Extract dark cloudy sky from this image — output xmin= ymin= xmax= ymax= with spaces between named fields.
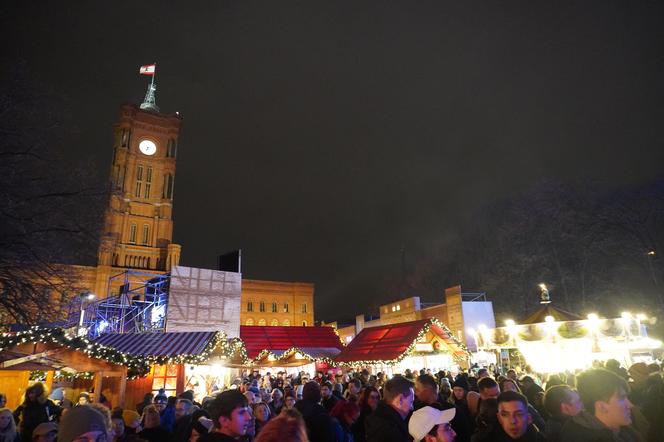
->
xmin=3 ymin=1 xmax=664 ymax=322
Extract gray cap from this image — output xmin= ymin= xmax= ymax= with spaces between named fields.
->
xmin=57 ymin=406 xmax=107 ymax=442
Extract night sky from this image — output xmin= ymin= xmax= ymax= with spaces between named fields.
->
xmin=3 ymin=1 xmax=664 ymax=322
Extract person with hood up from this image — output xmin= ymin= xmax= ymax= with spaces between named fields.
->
xmin=294 ymin=381 xmax=336 ymax=442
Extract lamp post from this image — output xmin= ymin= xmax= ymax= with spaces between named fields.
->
xmin=78 ymin=292 xmax=95 ymax=336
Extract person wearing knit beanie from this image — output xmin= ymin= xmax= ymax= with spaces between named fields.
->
xmin=57 ymin=406 xmax=107 ymax=442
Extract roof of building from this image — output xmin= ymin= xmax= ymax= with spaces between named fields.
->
xmin=239 ymin=325 xmax=344 ymax=360
xmin=334 ymin=318 xmax=469 ymax=364
xmin=95 ymin=331 xmax=218 ymax=358
xmin=520 ymin=304 xmax=583 ymax=324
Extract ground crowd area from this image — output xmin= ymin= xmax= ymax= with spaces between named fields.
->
xmin=2 ymin=360 xmax=664 ymax=442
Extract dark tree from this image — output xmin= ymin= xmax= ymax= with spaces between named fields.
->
xmin=0 ymin=63 xmax=105 ymax=325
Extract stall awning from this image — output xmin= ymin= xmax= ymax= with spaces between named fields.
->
xmin=239 ymin=326 xmax=344 ymax=361
xmin=335 ymin=318 xmax=469 ymax=364
xmin=95 ymin=331 xmax=218 ymax=358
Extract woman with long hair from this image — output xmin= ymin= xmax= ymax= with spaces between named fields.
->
xmin=138 ymin=405 xmax=172 ymax=442
xmin=352 ymin=387 xmax=379 ymax=442
xmin=13 ymin=383 xmax=60 ymax=442
xmin=252 ymin=402 xmax=271 ymax=436
xmin=331 ymin=400 xmax=360 ymax=442
xmin=0 ymin=408 xmax=19 ymax=442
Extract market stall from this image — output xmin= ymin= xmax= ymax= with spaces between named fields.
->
xmin=231 ymin=325 xmax=344 ymax=376
xmin=476 ymin=304 xmax=662 ymax=373
xmin=334 ymin=318 xmax=471 ymax=374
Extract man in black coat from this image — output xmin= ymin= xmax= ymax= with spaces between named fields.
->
xmin=365 ymin=375 xmax=414 ymax=442
xmin=542 ymin=385 xmax=583 ymax=442
xmin=322 ymin=381 xmax=340 ymax=413
xmin=294 ymin=380 xmax=338 ymax=442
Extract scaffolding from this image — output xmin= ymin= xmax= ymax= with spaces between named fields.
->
xmin=65 ymin=270 xmax=170 ymax=338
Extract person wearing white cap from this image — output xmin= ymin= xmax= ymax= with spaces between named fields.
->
xmin=408 ymin=406 xmax=456 ymax=442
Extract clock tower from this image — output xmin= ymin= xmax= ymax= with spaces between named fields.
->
xmin=98 ymin=102 xmax=182 ymax=272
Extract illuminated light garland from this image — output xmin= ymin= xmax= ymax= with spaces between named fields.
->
xmin=0 ymin=327 xmax=236 ymax=379
xmin=336 ymin=318 xmax=472 ymax=367
xmin=2 ymin=321 xmax=468 ymax=375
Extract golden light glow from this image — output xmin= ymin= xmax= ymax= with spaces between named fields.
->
xmin=621 ymin=312 xmax=632 ymax=320
xmin=505 ymin=319 xmax=515 ymax=327
xmin=545 ymin=315 xmax=555 ymax=323
xmin=587 ymin=313 xmax=599 ymax=321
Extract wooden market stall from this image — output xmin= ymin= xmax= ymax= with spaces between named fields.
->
xmin=335 ymin=318 xmax=471 ymax=373
xmin=232 ymin=325 xmax=344 ymax=373
xmin=0 ymin=328 xmax=128 ymax=409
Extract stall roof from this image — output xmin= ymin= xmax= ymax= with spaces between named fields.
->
xmin=521 ymin=304 xmax=583 ymax=324
xmin=239 ymin=325 xmax=344 ymax=360
xmin=95 ymin=331 xmax=218 ymax=357
xmin=335 ymin=318 xmax=469 ymax=364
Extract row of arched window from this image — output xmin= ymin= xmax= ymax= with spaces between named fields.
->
xmin=244 ymin=318 xmax=308 ymax=326
xmin=246 ymin=301 xmax=307 ymax=313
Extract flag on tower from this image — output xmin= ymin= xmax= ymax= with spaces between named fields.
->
xmin=139 ymin=64 xmax=156 ymax=75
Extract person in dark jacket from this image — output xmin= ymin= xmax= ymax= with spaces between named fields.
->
xmin=542 ymin=385 xmax=583 ymax=442
xmin=172 ymin=399 xmax=195 ymax=442
xmin=331 ymin=400 xmax=360 ymax=442
xmin=322 ymin=381 xmax=340 ymax=414
xmin=451 ymin=378 xmax=474 ymax=442
xmin=13 ymin=383 xmax=60 ymax=442
xmin=473 ymin=391 xmax=545 ymax=442
xmin=136 ymin=393 xmax=153 ymax=416
xmin=139 ymin=404 xmax=172 ymax=442
xmin=415 ymin=374 xmax=471 ymax=442
xmin=520 ymin=377 xmax=545 ymax=417
xmin=560 ymin=368 xmax=639 ymax=442
xmin=294 ymin=381 xmax=337 ymax=442
xmin=365 ymin=375 xmax=414 ymax=442
xmin=352 ymin=387 xmax=380 ymax=442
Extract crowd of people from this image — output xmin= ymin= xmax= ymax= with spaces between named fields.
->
xmin=1 ymin=359 xmax=664 ymax=442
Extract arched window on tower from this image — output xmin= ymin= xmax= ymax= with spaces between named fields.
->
xmin=167 ymin=138 xmax=177 ymax=158
xmin=121 ymin=129 xmax=130 ymax=147
xmin=141 ymin=224 xmax=150 ymax=245
xmin=129 ymin=224 xmax=137 ymax=244
xmin=258 ymin=318 xmax=266 ymax=326
xmin=135 ymin=165 xmax=144 ymax=197
xmin=163 ymin=174 xmax=175 ymax=199
xmin=272 ymin=302 xmax=277 ymax=313
xmin=271 ymin=319 xmax=279 ymax=326
xmin=246 ymin=318 xmax=254 ymax=326
xmin=144 ymin=167 xmax=152 ymax=198
xmin=259 ymin=302 xmax=265 ymax=312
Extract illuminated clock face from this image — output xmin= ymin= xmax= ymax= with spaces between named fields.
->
xmin=139 ymin=139 xmax=157 ymax=156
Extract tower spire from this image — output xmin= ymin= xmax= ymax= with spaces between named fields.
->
xmin=139 ymin=63 xmax=159 ymax=112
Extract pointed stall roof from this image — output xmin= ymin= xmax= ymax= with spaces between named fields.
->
xmin=237 ymin=325 xmax=344 ymax=364
xmin=520 ymin=304 xmax=583 ymax=324
xmin=334 ymin=318 xmax=470 ymax=365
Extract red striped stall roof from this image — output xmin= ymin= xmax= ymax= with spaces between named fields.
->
xmin=240 ymin=326 xmax=344 ymax=359
xmin=94 ymin=331 xmax=217 ymax=357
xmin=335 ymin=319 xmax=466 ymax=363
